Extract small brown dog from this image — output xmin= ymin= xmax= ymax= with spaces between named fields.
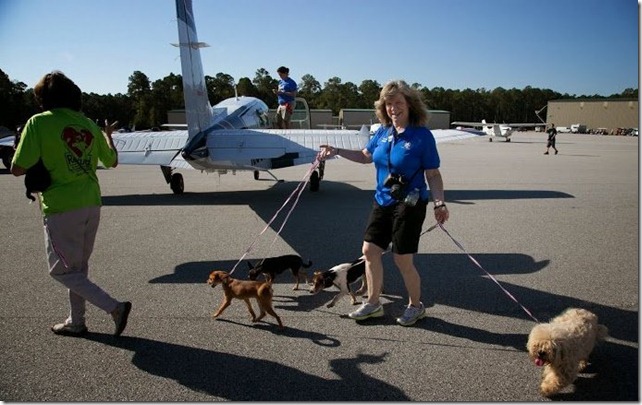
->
xmin=207 ymin=270 xmax=283 ymax=329
xmin=526 ymin=308 xmax=608 ymax=397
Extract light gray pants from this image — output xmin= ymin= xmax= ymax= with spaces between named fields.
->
xmin=44 ymin=206 xmax=119 ymax=326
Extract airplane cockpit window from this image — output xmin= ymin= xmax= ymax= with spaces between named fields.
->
xmin=256 ymin=109 xmax=271 ymax=128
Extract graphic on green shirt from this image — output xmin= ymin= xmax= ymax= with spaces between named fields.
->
xmin=62 ymin=126 xmax=94 ymax=173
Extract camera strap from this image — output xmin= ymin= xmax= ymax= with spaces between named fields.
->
xmin=386 ymin=127 xmax=423 ymax=184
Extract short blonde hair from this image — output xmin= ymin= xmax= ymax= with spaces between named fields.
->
xmin=374 ymin=80 xmax=429 ymax=127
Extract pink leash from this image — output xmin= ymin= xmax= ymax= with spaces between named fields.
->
xmin=428 ymin=222 xmax=540 ymax=323
xmin=229 ymin=159 xmax=320 ymax=275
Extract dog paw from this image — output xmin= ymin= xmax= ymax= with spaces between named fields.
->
xmin=539 ymin=382 xmax=562 ymax=397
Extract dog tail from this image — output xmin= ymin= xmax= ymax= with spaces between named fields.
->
xmin=597 ymin=324 xmax=609 ymax=341
xmin=302 ymin=260 xmax=312 ymax=268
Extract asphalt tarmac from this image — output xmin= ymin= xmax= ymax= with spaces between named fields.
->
xmin=0 ymin=132 xmax=638 ymax=401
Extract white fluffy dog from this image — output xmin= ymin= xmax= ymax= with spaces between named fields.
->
xmin=526 ymin=308 xmax=608 ymax=397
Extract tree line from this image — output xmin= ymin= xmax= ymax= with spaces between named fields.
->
xmin=0 ymin=67 xmax=637 ymax=132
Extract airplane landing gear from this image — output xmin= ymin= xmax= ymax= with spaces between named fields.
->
xmin=161 ymin=165 xmax=184 ymax=194
xmin=1 ymin=147 xmax=13 ymax=169
xmin=309 ymin=160 xmax=325 ymax=192
xmin=253 ymin=169 xmax=283 ymax=183
xmin=310 ymin=171 xmax=320 ymax=192
xmin=170 ymin=173 xmax=184 ymax=194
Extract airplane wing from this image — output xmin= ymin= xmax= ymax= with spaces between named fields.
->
xmin=204 ymin=127 xmax=371 ymax=170
xmin=431 ymin=128 xmax=486 ymax=141
xmin=371 ymin=123 xmax=485 ymax=141
xmin=451 ymin=121 xmax=493 ymax=128
xmin=451 ymin=121 xmax=541 ymax=128
xmin=207 ymin=127 xmax=484 ymax=166
xmin=112 ymin=130 xmax=188 ymax=167
xmin=110 ymin=125 xmax=482 ymax=173
xmin=503 ymin=123 xmax=544 ymax=127
xmin=0 ymin=136 xmax=16 ymax=147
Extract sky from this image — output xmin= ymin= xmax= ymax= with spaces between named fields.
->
xmin=0 ymin=0 xmax=638 ymax=97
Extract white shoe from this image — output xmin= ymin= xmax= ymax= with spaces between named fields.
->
xmin=396 ymin=302 xmax=426 ymax=326
xmin=348 ymin=302 xmax=384 ymax=320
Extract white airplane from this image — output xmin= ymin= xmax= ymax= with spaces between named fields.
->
xmin=451 ymin=120 xmax=542 ymax=142
xmin=110 ymin=0 xmax=486 ymax=194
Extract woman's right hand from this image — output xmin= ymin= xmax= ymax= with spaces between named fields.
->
xmin=318 ymin=144 xmax=337 ymax=161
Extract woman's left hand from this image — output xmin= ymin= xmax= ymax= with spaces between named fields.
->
xmin=434 ymin=205 xmax=449 ymax=224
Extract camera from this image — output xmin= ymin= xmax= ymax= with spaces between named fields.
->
xmin=384 ymin=173 xmax=406 ymax=201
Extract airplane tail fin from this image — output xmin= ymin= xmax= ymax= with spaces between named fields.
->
xmin=175 ymin=0 xmax=212 ymax=143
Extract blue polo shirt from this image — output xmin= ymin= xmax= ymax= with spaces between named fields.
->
xmin=277 ymin=77 xmax=297 ymax=105
xmin=366 ymin=125 xmax=440 ymax=206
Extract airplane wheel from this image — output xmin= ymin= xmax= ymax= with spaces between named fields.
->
xmin=309 ymin=170 xmax=320 ymax=192
xmin=489 ymin=138 xmax=493 ymax=142
xmin=1 ymin=149 xmax=13 ymax=169
xmin=170 ymin=173 xmax=184 ymax=194
xmin=253 ymin=170 xmax=259 ymax=180
xmin=506 ymin=138 xmax=511 ymax=142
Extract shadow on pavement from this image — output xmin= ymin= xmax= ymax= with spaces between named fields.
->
xmin=83 ymin=333 xmax=408 ymax=401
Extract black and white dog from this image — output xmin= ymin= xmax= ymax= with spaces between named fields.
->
xmin=309 ymin=257 xmax=368 ymax=308
xmin=247 ymin=254 xmax=312 ymax=290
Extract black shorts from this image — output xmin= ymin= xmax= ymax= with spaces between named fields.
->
xmin=363 ymin=199 xmax=427 ymax=254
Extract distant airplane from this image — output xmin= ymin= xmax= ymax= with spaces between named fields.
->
xmin=451 ymin=120 xmax=543 ymax=142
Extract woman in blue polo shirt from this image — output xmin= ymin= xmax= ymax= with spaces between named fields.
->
xmin=319 ymin=80 xmax=449 ymax=326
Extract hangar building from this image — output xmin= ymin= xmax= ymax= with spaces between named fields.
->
xmin=546 ymin=98 xmax=638 ymax=133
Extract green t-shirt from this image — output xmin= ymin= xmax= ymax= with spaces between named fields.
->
xmin=12 ymin=108 xmax=117 ymax=215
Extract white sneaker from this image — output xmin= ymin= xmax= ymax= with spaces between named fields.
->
xmin=348 ymin=302 xmax=384 ymax=320
xmin=51 ymin=321 xmax=88 ymax=336
xmin=396 ymin=302 xmax=426 ymax=326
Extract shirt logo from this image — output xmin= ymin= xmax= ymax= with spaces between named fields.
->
xmin=62 ymin=126 xmax=93 ymax=158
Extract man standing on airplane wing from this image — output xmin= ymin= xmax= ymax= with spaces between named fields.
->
xmin=273 ymin=66 xmax=297 ymax=129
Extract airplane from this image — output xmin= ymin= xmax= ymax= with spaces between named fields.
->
xmin=451 ymin=120 xmax=543 ymax=142
xmin=0 ymin=135 xmax=16 ymax=169
xmin=109 ymin=0 xmax=490 ymax=194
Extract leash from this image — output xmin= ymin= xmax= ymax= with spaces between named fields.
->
xmin=228 ymin=159 xmax=320 ymax=275
xmin=433 ymin=222 xmax=540 ymax=323
xmin=346 ymin=222 xmax=539 ymax=323
xmin=347 ymin=224 xmax=440 ymax=267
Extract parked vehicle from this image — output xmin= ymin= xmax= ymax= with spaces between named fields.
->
xmin=570 ymin=124 xmax=587 ymax=133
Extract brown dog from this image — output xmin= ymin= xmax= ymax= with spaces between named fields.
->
xmin=527 ymin=308 xmax=608 ymax=396
xmin=207 ymin=270 xmax=283 ymax=329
